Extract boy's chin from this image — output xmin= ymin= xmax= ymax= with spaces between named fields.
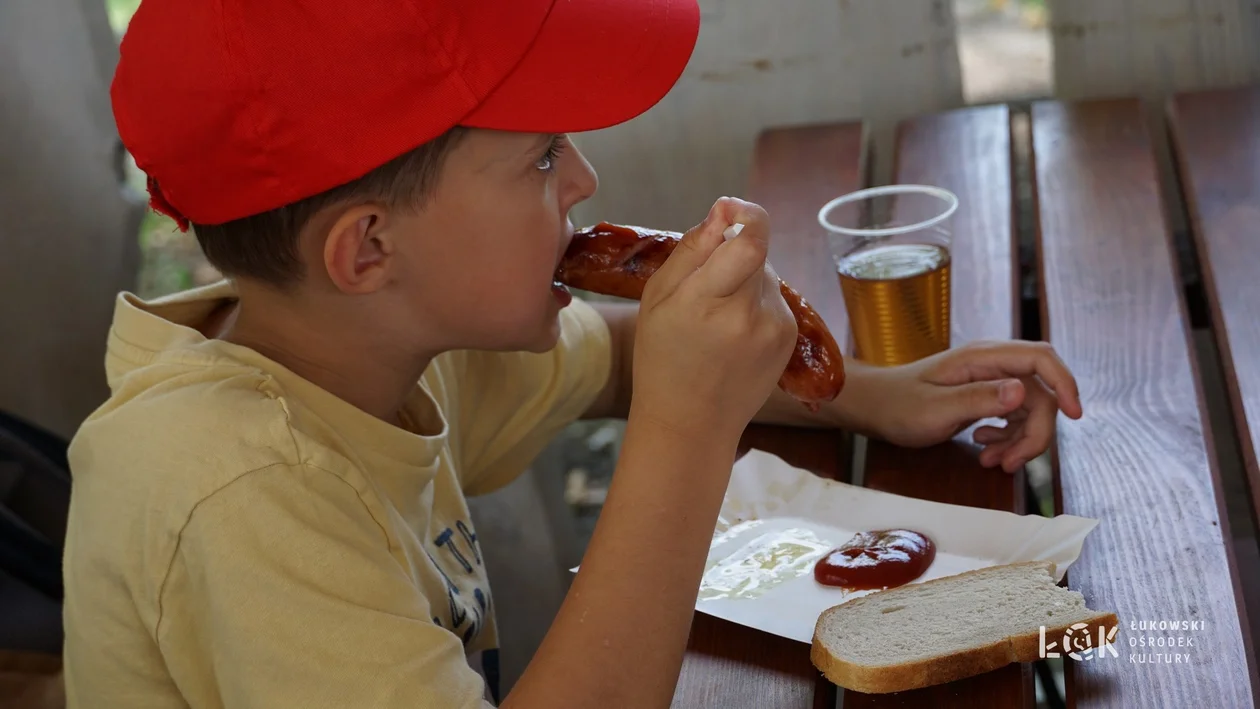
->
xmin=521 ymin=316 xmax=564 ymax=353
xmin=476 ymin=312 xmax=562 ymax=354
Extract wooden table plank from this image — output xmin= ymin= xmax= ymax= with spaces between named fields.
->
xmin=892 ymin=104 xmax=1020 ymax=348
xmin=737 ymin=425 xmax=851 ymax=483
xmin=1169 ymin=85 xmax=1260 ymax=541
xmin=672 ymin=122 xmax=865 ymax=709
xmin=675 ymin=579 xmax=833 ymax=709
xmin=845 ymin=105 xmax=1034 ymax=709
xmin=1031 ymin=97 xmax=1256 ymax=708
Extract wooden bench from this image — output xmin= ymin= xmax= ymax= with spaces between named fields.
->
xmin=672 ymin=84 xmax=1260 ymax=707
xmin=1032 ymin=96 xmax=1255 ymax=706
xmin=1169 ymin=85 xmax=1260 ymax=556
xmin=1167 ymin=84 xmax=1260 ymax=702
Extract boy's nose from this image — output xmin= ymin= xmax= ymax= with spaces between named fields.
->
xmin=562 ymin=146 xmax=599 ymax=208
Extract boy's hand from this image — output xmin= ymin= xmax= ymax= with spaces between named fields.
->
xmin=630 ymin=197 xmax=798 ymax=442
xmin=853 ymin=340 xmax=1084 ymax=472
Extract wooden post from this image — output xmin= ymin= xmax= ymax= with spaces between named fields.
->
xmin=0 ymin=0 xmax=145 ymax=438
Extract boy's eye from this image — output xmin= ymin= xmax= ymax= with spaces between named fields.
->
xmin=536 ymin=135 xmax=568 ymax=173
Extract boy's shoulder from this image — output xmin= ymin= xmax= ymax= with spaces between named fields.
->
xmin=70 ymin=350 xmax=306 ymax=516
xmin=79 ymin=283 xmax=356 ymax=497
xmin=63 ymin=348 xmax=319 ymax=615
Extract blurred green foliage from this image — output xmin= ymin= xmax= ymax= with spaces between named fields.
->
xmin=104 ymin=0 xmax=142 ymax=35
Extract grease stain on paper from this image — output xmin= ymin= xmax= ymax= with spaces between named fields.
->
xmin=699 ymin=527 xmax=832 ymax=601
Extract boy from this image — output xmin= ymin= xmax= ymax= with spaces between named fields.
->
xmin=63 ymin=1 xmax=1083 ymax=707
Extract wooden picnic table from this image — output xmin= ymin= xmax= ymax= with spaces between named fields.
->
xmin=672 ymin=84 xmax=1260 ymax=708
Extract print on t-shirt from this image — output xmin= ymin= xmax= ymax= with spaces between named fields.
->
xmin=428 ymin=517 xmax=492 ymax=646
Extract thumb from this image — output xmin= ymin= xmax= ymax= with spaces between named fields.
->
xmin=945 ymin=379 xmax=1024 ymax=422
xmin=652 ymin=198 xmax=740 ymax=291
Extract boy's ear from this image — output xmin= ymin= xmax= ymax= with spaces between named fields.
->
xmin=321 ymin=204 xmax=394 ymax=294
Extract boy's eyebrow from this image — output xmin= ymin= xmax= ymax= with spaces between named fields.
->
xmin=527 ymin=133 xmax=558 ymax=155
xmin=475 ymin=133 xmax=557 ymax=173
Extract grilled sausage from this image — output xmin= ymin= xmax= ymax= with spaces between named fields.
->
xmin=555 ymin=222 xmax=845 ymax=409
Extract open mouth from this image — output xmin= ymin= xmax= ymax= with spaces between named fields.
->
xmin=552 ymin=226 xmax=575 ymax=306
xmin=551 ymin=280 xmax=572 ymax=306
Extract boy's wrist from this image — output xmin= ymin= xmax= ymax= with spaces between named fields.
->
xmin=822 ymin=361 xmax=895 ymax=438
xmin=625 ymin=402 xmax=744 ymax=452
xmin=623 ymin=405 xmax=744 ymax=475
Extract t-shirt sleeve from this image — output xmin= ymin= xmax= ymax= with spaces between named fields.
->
xmin=157 ymin=463 xmax=494 ymax=709
xmin=453 ymin=297 xmax=612 ymax=496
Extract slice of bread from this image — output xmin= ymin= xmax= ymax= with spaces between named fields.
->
xmin=810 ymin=561 xmax=1118 ymax=694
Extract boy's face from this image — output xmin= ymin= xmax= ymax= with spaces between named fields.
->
xmin=314 ymin=128 xmax=599 ymax=355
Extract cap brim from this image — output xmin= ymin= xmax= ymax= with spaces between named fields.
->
xmin=461 ymin=0 xmax=700 ymax=134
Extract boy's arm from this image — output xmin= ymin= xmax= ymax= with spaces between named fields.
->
xmin=580 ymin=302 xmax=868 ymax=430
xmin=504 ymin=417 xmax=737 ymax=709
xmin=582 ymin=302 xmax=1083 ymax=471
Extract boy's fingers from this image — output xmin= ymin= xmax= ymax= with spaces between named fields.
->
xmin=694 ymin=200 xmax=772 ymax=298
xmin=998 ymin=387 xmax=1058 ymax=471
xmin=760 ymin=263 xmax=790 ymax=313
xmin=1016 ymin=345 xmax=1082 ymax=419
xmin=755 ymin=264 xmax=793 ymax=328
xmin=650 ymin=199 xmax=738 ymax=296
xmin=973 ymin=424 xmax=1014 ymax=445
xmin=703 ymin=238 xmax=767 ymax=299
xmin=942 ymin=379 xmax=1024 ymax=426
xmin=979 ymin=439 xmax=1017 ymax=469
xmin=948 ymin=342 xmax=1083 ymax=420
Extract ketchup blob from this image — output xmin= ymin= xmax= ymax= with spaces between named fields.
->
xmin=814 ymin=529 xmax=936 ymax=590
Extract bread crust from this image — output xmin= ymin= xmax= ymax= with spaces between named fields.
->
xmin=809 ymin=562 xmax=1119 ymax=694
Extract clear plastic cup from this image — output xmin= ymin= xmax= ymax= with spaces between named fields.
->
xmin=817 ymin=185 xmax=960 ymax=367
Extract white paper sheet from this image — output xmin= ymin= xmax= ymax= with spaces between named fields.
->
xmin=695 ymin=449 xmax=1100 ymax=644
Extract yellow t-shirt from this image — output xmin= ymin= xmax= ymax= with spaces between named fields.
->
xmin=62 ymin=281 xmax=611 ymax=708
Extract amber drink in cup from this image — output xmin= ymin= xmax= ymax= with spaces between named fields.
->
xmin=818 ymin=185 xmax=959 ymax=367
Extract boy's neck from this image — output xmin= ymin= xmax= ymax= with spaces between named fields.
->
xmin=200 ymin=284 xmax=434 ymax=429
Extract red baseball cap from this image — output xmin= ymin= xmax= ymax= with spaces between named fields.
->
xmin=111 ymin=0 xmax=701 ymax=230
